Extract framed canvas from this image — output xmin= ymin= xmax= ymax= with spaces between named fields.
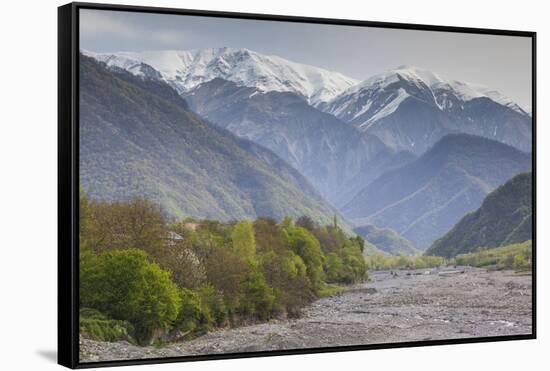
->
xmin=58 ymin=2 xmax=536 ymax=368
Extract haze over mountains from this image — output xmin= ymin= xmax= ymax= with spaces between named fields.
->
xmin=84 ymin=48 xmax=533 ymax=253
xmin=353 ymin=224 xmax=419 ymax=256
xmin=343 ymin=134 xmax=531 ymax=248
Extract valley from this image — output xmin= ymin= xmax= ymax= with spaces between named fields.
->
xmin=77 ymin=45 xmax=534 ymax=363
xmin=77 ymin=13 xmax=536 ymax=362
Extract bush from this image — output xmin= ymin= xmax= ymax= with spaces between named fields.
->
xmin=260 ymin=249 xmax=313 ymax=315
xmin=197 ymin=285 xmax=228 ymax=327
xmin=453 ymin=240 xmax=532 ymax=271
xmin=324 ymin=244 xmax=367 ymax=284
xmin=80 ymin=249 xmax=182 ymax=344
xmin=172 ymin=289 xmax=203 ymax=335
xmin=324 ymin=252 xmax=345 ymax=283
xmin=231 ymin=221 xmax=256 ymax=265
xmin=79 ymin=308 xmax=135 ymax=343
xmin=413 ymin=256 xmax=445 ymax=269
xmin=365 ymin=254 xmax=444 ymax=271
xmin=238 ymin=271 xmax=275 ymax=320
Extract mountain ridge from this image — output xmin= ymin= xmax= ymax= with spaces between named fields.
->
xmin=343 ymin=134 xmax=531 ymax=249
xmin=426 ymin=172 xmax=533 ymax=258
xmin=182 ymin=77 xmax=414 ymax=206
xmin=322 ymin=65 xmax=532 ymax=154
xmin=83 ymin=48 xmax=358 ymax=105
xmin=80 ymin=54 xmax=342 ymax=224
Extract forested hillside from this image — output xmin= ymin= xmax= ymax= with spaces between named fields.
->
xmin=426 ymin=172 xmax=532 ymax=258
xmin=80 ymin=54 xmax=339 ymax=224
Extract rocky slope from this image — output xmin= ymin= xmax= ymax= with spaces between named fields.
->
xmin=323 ymin=66 xmax=532 ymax=154
xmin=183 ymin=78 xmax=413 ymax=206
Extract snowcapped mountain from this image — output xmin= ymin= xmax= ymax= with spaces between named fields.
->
xmin=83 ymin=48 xmax=358 ymax=105
xmin=181 ymin=77 xmax=413 ymax=207
xmin=80 ymin=54 xmax=342 ymax=224
xmin=322 ymin=65 xmax=532 ymax=154
xmin=325 ymin=65 xmax=528 ymax=123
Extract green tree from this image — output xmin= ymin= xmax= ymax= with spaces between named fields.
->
xmin=285 ymin=226 xmax=324 ymax=289
xmin=173 ymin=288 xmax=203 ymax=334
xmin=80 ymin=249 xmax=181 ymax=344
xmin=281 ymin=216 xmax=294 ymax=228
xmin=239 ymin=271 xmax=275 ymax=320
xmin=80 ymin=198 xmax=167 ymax=255
xmin=231 ymin=221 xmax=257 ymax=265
xmin=296 ymin=215 xmax=316 ymax=233
xmin=324 ymin=252 xmax=344 ymax=283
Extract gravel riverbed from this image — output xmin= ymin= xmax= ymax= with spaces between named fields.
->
xmin=80 ymin=266 xmax=532 ymax=362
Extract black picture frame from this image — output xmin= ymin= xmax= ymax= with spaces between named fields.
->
xmin=58 ymin=2 xmax=537 ymax=368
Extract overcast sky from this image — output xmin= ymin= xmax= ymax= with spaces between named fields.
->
xmin=80 ymin=9 xmax=532 ymax=108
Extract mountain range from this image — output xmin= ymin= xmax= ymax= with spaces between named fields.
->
xmin=322 ymin=65 xmax=532 ymax=154
xmin=343 ymin=134 xmax=531 ymax=249
xmin=182 ymin=77 xmax=413 ymax=206
xmin=426 ymin=172 xmax=532 ymax=258
xmin=80 ymin=54 xmax=340 ymax=224
xmin=84 ymin=48 xmax=358 ymax=106
xmin=83 ymin=48 xmax=533 ymax=250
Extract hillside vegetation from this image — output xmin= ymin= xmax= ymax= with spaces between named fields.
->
xmin=452 ymin=240 xmax=532 ymax=271
xmin=427 ymin=172 xmax=532 ymax=258
xmin=364 ymin=254 xmax=445 ymax=271
xmin=80 ymin=54 xmax=338 ymax=224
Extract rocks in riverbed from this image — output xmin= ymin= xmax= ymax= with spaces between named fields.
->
xmin=79 ymin=268 xmax=532 ymax=363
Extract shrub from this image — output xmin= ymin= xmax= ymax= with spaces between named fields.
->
xmin=172 ymin=289 xmax=203 ymax=335
xmin=323 ymin=243 xmax=367 ymax=284
xmin=238 ymin=271 xmax=275 ymax=320
xmin=80 ymin=249 xmax=182 ymax=344
xmin=231 ymin=220 xmax=257 ymax=268
xmin=452 ymin=240 xmax=532 ymax=271
xmin=197 ymin=284 xmax=228 ymax=327
xmin=324 ymin=252 xmax=345 ymax=283
xmin=79 ymin=308 xmax=135 ymax=343
xmin=364 ymin=254 xmax=444 ymax=271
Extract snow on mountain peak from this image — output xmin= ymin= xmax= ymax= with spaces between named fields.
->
xmin=347 ymin=65 xmax=444 ymax=95
xmin=84 ymin=48 xmax=358 ymax=105
xmin=327 ymin=65 xmax=529 ymax=125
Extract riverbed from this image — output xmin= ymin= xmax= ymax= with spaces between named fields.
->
xmin=80 ymin=266 xmax=532 ymax=362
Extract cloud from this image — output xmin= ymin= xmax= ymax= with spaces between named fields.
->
xmin=80 ymin=10 xmax=185 ymax=47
